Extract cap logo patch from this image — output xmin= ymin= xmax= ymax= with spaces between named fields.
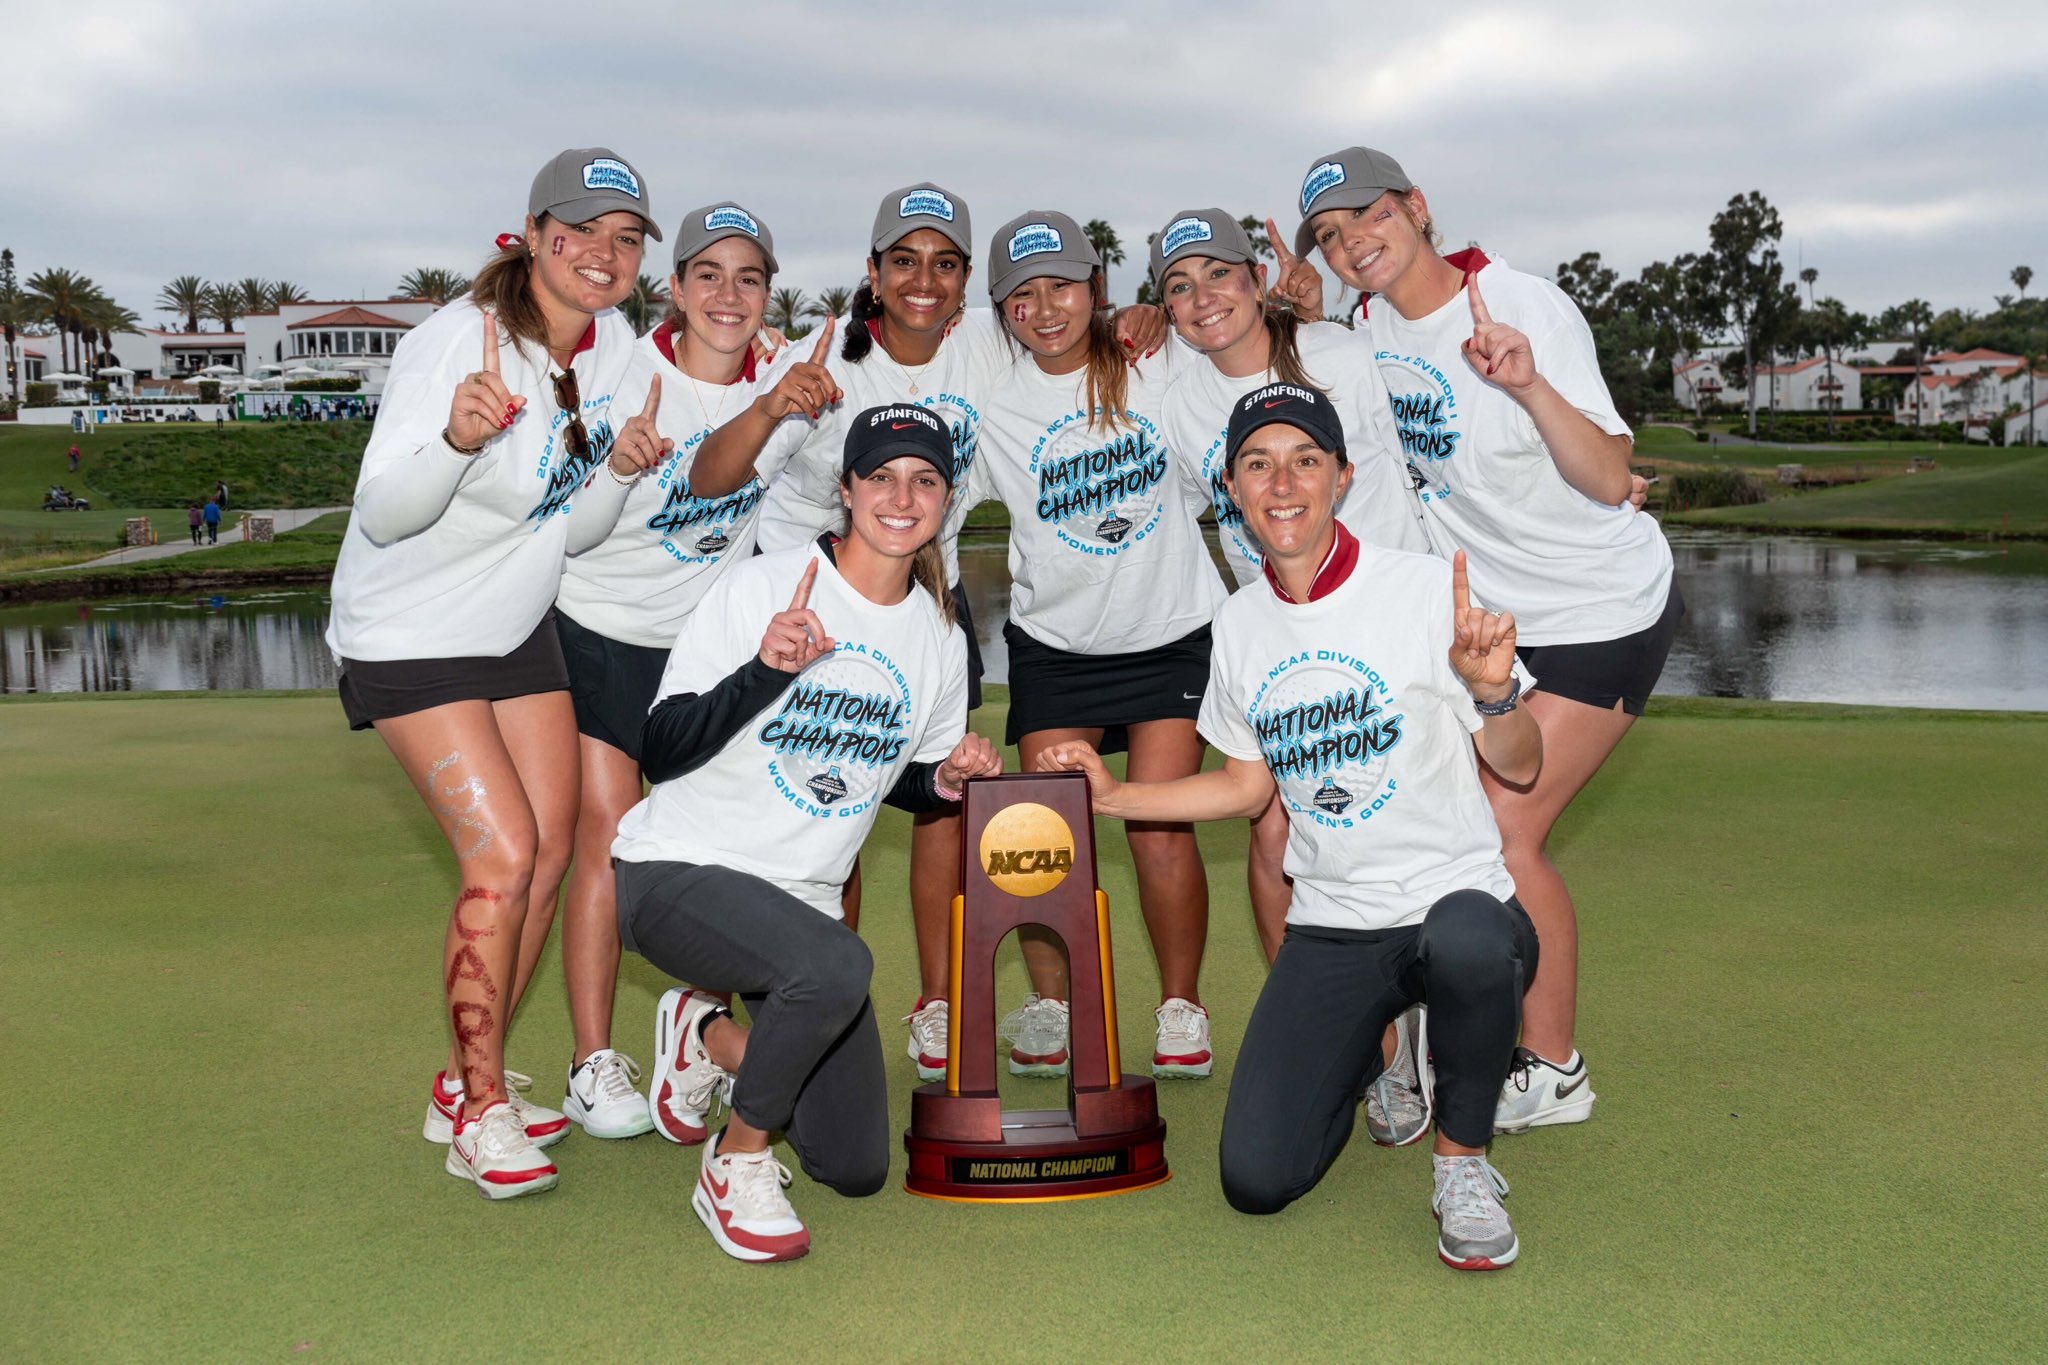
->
xmin=582 ymin=158 xmax=642 ymax=200
xmin=869 ymin=405 xmax=940 ymax=432
xmin=1246 ymin=383 xmax=1316 ymax=410
xmin=703 ymin=206 xmax=760 ymax=238
xmin=1161 ymin=216 xmax=1214 ymax=255
xmin=1300 ymin=161 xmax=1346 ymax=215
xmin=1007 ymin=223 xmax=1063 ymax=262
xmin=899 ymin=190 xmax=956 ymax=222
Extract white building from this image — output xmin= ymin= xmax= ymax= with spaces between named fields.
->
xmin=1749 ymin=356 xmax=1862 ymax=411
xmin=1672 ymin=357 xmax=1746 ymax=413
xmin=98 ymin=298 xmax=441 ymax=391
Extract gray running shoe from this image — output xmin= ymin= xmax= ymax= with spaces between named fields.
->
xmin=1432 ymin=1154 xmax=1518 ymax=1270
xmin=1364 ymin=1006 xmax=1433 ymax=1146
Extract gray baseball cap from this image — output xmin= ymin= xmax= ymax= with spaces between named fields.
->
xmin=1148 ymin=208 xmax=1256 ymax=284
xmin=529 ymin=147 xmax=662 ymax=241
xmin=986 ymin=210 xmax=1100 ymax=303
xmin=670 ymin=201 xmax=778 ymax=275
xmin=872 ymin=183 xmax=973 ymax=257
xmin=1292 ymin=146 xmax=1414 ymax=256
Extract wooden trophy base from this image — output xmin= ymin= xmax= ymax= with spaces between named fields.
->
xmin=903 ymin=1078 xmax=1170 ymax=1203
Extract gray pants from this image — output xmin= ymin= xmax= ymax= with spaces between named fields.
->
xmin=615 ymin=859 xmax=889 ymax=1197
xmin=1219 ymin=890 xmax=1538 ymax=1215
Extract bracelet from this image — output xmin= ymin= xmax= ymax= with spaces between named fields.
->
xmin=932 ymin=775 xmax=964 ymax=802
xmin=606 ymin=460 xmax=639 ymax=486
xmin=1473 ymin=676 xmax=1522 ymax=718
xmin=442 ymin=426 xmax=488 ymax=457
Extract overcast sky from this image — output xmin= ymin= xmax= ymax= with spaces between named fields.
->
xmin=4 ymin=0 xmax=2042 ymax=332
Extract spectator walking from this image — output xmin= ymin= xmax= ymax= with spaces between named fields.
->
xmin=187 ymin=503 xmax=204 ymax=545
xmin=202 ymin=498 xmax=222 ymax=544
xmin=215 ymin=480 xmax=230 ymax=510
xmin=67 ymin=444 xmax=80 ymax=472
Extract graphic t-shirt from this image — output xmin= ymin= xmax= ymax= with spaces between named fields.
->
xmin=1162 ymin=321 xmax=1429 ymax=587
xmin=1199 ymin=543 xmax=1519 ymax=931
xmin=754 ymin=308 xmax=1013 ymax=583
xmin=555 ymin=328 xmax=806 ymax=648
xmin=328 ymin=299 xmax=635 ymax=660
xmin=611 ymin=546 xmax=969 ymax=919
xmin=1367 ymin=258 xmax=1672 ymax=645
xmin=974 ymin=347 xmax=1224 ymax=653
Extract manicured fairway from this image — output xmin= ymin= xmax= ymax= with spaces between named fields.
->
xmin=3 ymin=691 xmax=2044 ymax=1360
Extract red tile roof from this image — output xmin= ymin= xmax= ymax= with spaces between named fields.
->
xmin=289 ymin=306 xmax=414 ymax=330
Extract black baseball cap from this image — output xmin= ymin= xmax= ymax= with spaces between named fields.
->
xmin=1225 ymin=383 xmax=1346 ymax=470
xmin=843 ymin=404 xmax=955 ymax=485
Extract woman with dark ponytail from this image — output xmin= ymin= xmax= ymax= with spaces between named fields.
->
xmin=973 ymin=209 xmax=1226 ymax=1080
xmin=326 ymin=148 xmax=670 ymax=1200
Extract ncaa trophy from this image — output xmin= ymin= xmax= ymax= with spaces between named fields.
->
xmin=903 ymin=771 xmax=1170 ymax=1201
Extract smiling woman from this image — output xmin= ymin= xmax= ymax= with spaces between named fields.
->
xmin=325 ymin=146 xmax=671 ymax=1203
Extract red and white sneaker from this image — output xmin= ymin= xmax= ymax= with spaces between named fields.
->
xmin=1152 ymin=997 xmax=1213 ymax=1078
xmin=692 ymin=1129 xmax=808 ymax=1262
xmin=650 ymin=988 xmax=731 ymax=1145
xmin=422 ymin=1069 xmax=570 ymax=1148
xmin=445 ymin=1100 xmax=559 ymax=1200
xmin=904 ymin=997 xmax=948 ymax=1083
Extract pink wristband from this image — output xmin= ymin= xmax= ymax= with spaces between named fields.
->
xmin=933 ymin=777 xmax=963 ymax=803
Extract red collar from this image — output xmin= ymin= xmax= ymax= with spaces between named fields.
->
xmin=1262 ymin=522 xmax=1359 ymax=603
xmin=570 ymin=319 xmax=597 ymax=358
xmin=651 ymin=319 xmax=756 ymax=383
xmin=1357 ymin=246 xmax=1491 ymax=321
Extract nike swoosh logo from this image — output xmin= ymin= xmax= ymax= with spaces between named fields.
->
xmin=704 ymin=1170 xmax=729 ymax=1200
xmin=1262 ymin=400 xmax=1287 ymax=409
xmin=1183 ymin=692 xmax=1202 ymax=700
xmin=891 ymin=422 xmax=918 ymax=430
xmin=1554 ymin=1075 xmax=1587 ymax=1101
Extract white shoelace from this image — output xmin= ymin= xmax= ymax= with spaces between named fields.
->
xmin=724 ymin=1150 xmax=797 ymax=1219
xmin=1434 ymin=1156 xmax=1511 ymax=1233
xmin=678 ymin=1062 xmax=732 ymax=1114
xmin=904 ymin=999 xmax=948 ymax=1052
xmin=473 ymin=1103 xmax=530 ymax=1159
xmin=1155 ymin=998 xmax=1206 ymax=1047
xmin=589 ymin=1051 xmax=642 ymax=1104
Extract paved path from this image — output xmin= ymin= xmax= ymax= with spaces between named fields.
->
xmin=1642 ymin=421 xmax=1862 ymax=453
xmin=38 ymin=507 xmax=348 ymax=572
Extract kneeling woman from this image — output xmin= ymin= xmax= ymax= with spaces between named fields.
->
xmin=609 ymin=405 xmax=1001 ymax=1262
xmin=1041 ymin=385 xmax=1541 ymax=1271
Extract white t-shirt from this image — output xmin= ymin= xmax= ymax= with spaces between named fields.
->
xmin=1162 ymin=321 xmax=1429 ymax=587
xmin=1198 ymin=542 xmax=1519 ymax=931
xmin=754 ymin=308 xmax=1013 ymax=583
xmin=973 ymin=347 xmax=1225 ymax=654
xmin=1367 ymin=258 xmax=1673 ymax=645
xmin=555 ymin=330 xmax=806 ymax=648
xmin=327 ymin=299 xmax=636 ymax=660
xmin=611 ymin=545 xmax=969 ymax=919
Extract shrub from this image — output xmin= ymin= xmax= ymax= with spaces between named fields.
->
xmin=26 ymin=381 xmax=56 ymax=407
xmin=1667 ymin=469 xmax=1766 ymax=512
xmin=197 ymin=380 xmax=221 ymax=403
xmin=284 ymin=377 xmax=363 ymax=393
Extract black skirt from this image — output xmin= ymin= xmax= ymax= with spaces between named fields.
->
xmin=1003 ymin=621 xmax=1212 ymax=749
xmin=556 ymin=610 xmax=672 ymax=763
xmin=337 ymin=611 xmax=570 ymax=731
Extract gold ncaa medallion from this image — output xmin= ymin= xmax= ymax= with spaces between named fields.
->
xmin=978 ymin=802 xmax=1076 ymax=898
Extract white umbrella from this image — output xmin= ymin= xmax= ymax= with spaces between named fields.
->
xmin=45 ymin=371 xmax=88 ymax=382
xmin=336 ymin=360 xmax=375 ymax=371
xmin=96 ymin=366 xmax=136 ymax=377
xmin=198 ymin=363 xmax=241 ymax=376
xmin=282 ymin=365 xmax=323 ymax=377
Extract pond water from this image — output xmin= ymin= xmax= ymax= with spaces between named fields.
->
xmin=4 ymin=530 xmax=2046 ymax=710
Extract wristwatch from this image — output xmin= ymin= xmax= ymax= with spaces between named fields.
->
xmin=1473 ymin=676 xmax=1521 ymax=717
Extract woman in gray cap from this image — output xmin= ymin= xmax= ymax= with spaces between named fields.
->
xmin=551 ymin=201 xmax=842 ymax=1144
xmin=1293 ymin=146 xmax=1681 ymax=1141
xmin=326 ymin=147 xmax=669 ymax=1200
xmin=974 ymin=208 xmax=1227 ymax=1082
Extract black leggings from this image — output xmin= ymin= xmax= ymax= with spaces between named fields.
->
xmin=615 ymin=859 xmax=889 ymax=1197
xmin=1219 ymin=890 xmax=1538 ymax=1215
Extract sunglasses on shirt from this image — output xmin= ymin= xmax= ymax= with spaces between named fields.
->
xmin=552 ymin=369 xmax=590 ymax=461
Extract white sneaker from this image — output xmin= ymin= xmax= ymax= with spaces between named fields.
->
xmin=999 ymin=994 xmax=1071 ymax=1077
xmin=424 ymin=1068 xmax=569 ymax=1147
xmin=563 ymin=1048 xmax=655 ymax=1140
xmin=1494 ymin=1048 xmax=1596 ymax=1134
xmin=1432 ymin=1154 xmax=1517 ymax=1270
xmin=1152 ymin=997 xmax=1213 ymax=1078
xmin=445 ymin=1100 xmax=559 ymax=1200
xmin=692 ymin=1129 xmax=809 ymax=1263
xmin=650 ymin=988 xmax=731 ymax=1146
xmin=1365 ymin=1006 xmax=1434 ymax=1146
xmin=904 ymin=997 xmax=949 ymax=1083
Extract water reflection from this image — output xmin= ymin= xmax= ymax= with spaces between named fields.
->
xmin=3 ymin=530 xmax=2045 ymax=710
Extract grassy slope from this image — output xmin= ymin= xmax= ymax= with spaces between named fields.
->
xmin=2 ymin=693 xmax=2043 ymax=1359
xmin=1668 ymin=454 xmax=2048 ymax=537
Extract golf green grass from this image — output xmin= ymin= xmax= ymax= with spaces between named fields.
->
xmin=4 ymin=692 xmax=2045 ymax=1360
xmin=1667 ymin=453 xmax=2048 ymax=539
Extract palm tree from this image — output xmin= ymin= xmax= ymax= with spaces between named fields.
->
xmin=0 ymin=248 xmax=28 ymax=404
xmin=810 ymin=286 xmax=855 ymax=321
xmin=1083 ymin=220 xmax=1125 ymax=292
xmin=619 ymin=273 xmax=667 ymax=335
xmin=27 ymin=267 xmax=98 ymax=370
xmin=766 ymin=287 xmax=811 ymax=334
xmin=268 ymin=280 xmax=310 ymax=308
xmin=1897 ymin=298 xmax=1934 ymax=427
xmin=396 ymin=268 xmax=470 ymax=304
xmin=201 ymin=281 xmax=241 ymax=333
xmin=158 ymin=275 xmax=209 ymax=333
xmin=235 ymin=278 xmax=274 ymax=316
xmin=82 ymin=297 xmax=140 ymax=372
xmin=2014 ymin=265 xmax=2033 ymax=300
xmin=2015 ymin=266 xmax=2036 ymax=444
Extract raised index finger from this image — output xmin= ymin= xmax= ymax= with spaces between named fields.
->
xmin=809 ymin=314 xmax=836 ymax=364
xmin=482 ymin=313 xmax=500 ymax=375
xmin=1468 ymin=275 xmax=1493 ymax=328
xmin=789 ymin=556 xmax=819 ymax=611
xmin=640 ymin=372 xmax=662 ymax=421
xmin=1451 ymin=549 xmax=1471 ymax=614
xmin=1265 ymin=217 xmax=1294 ymax=268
